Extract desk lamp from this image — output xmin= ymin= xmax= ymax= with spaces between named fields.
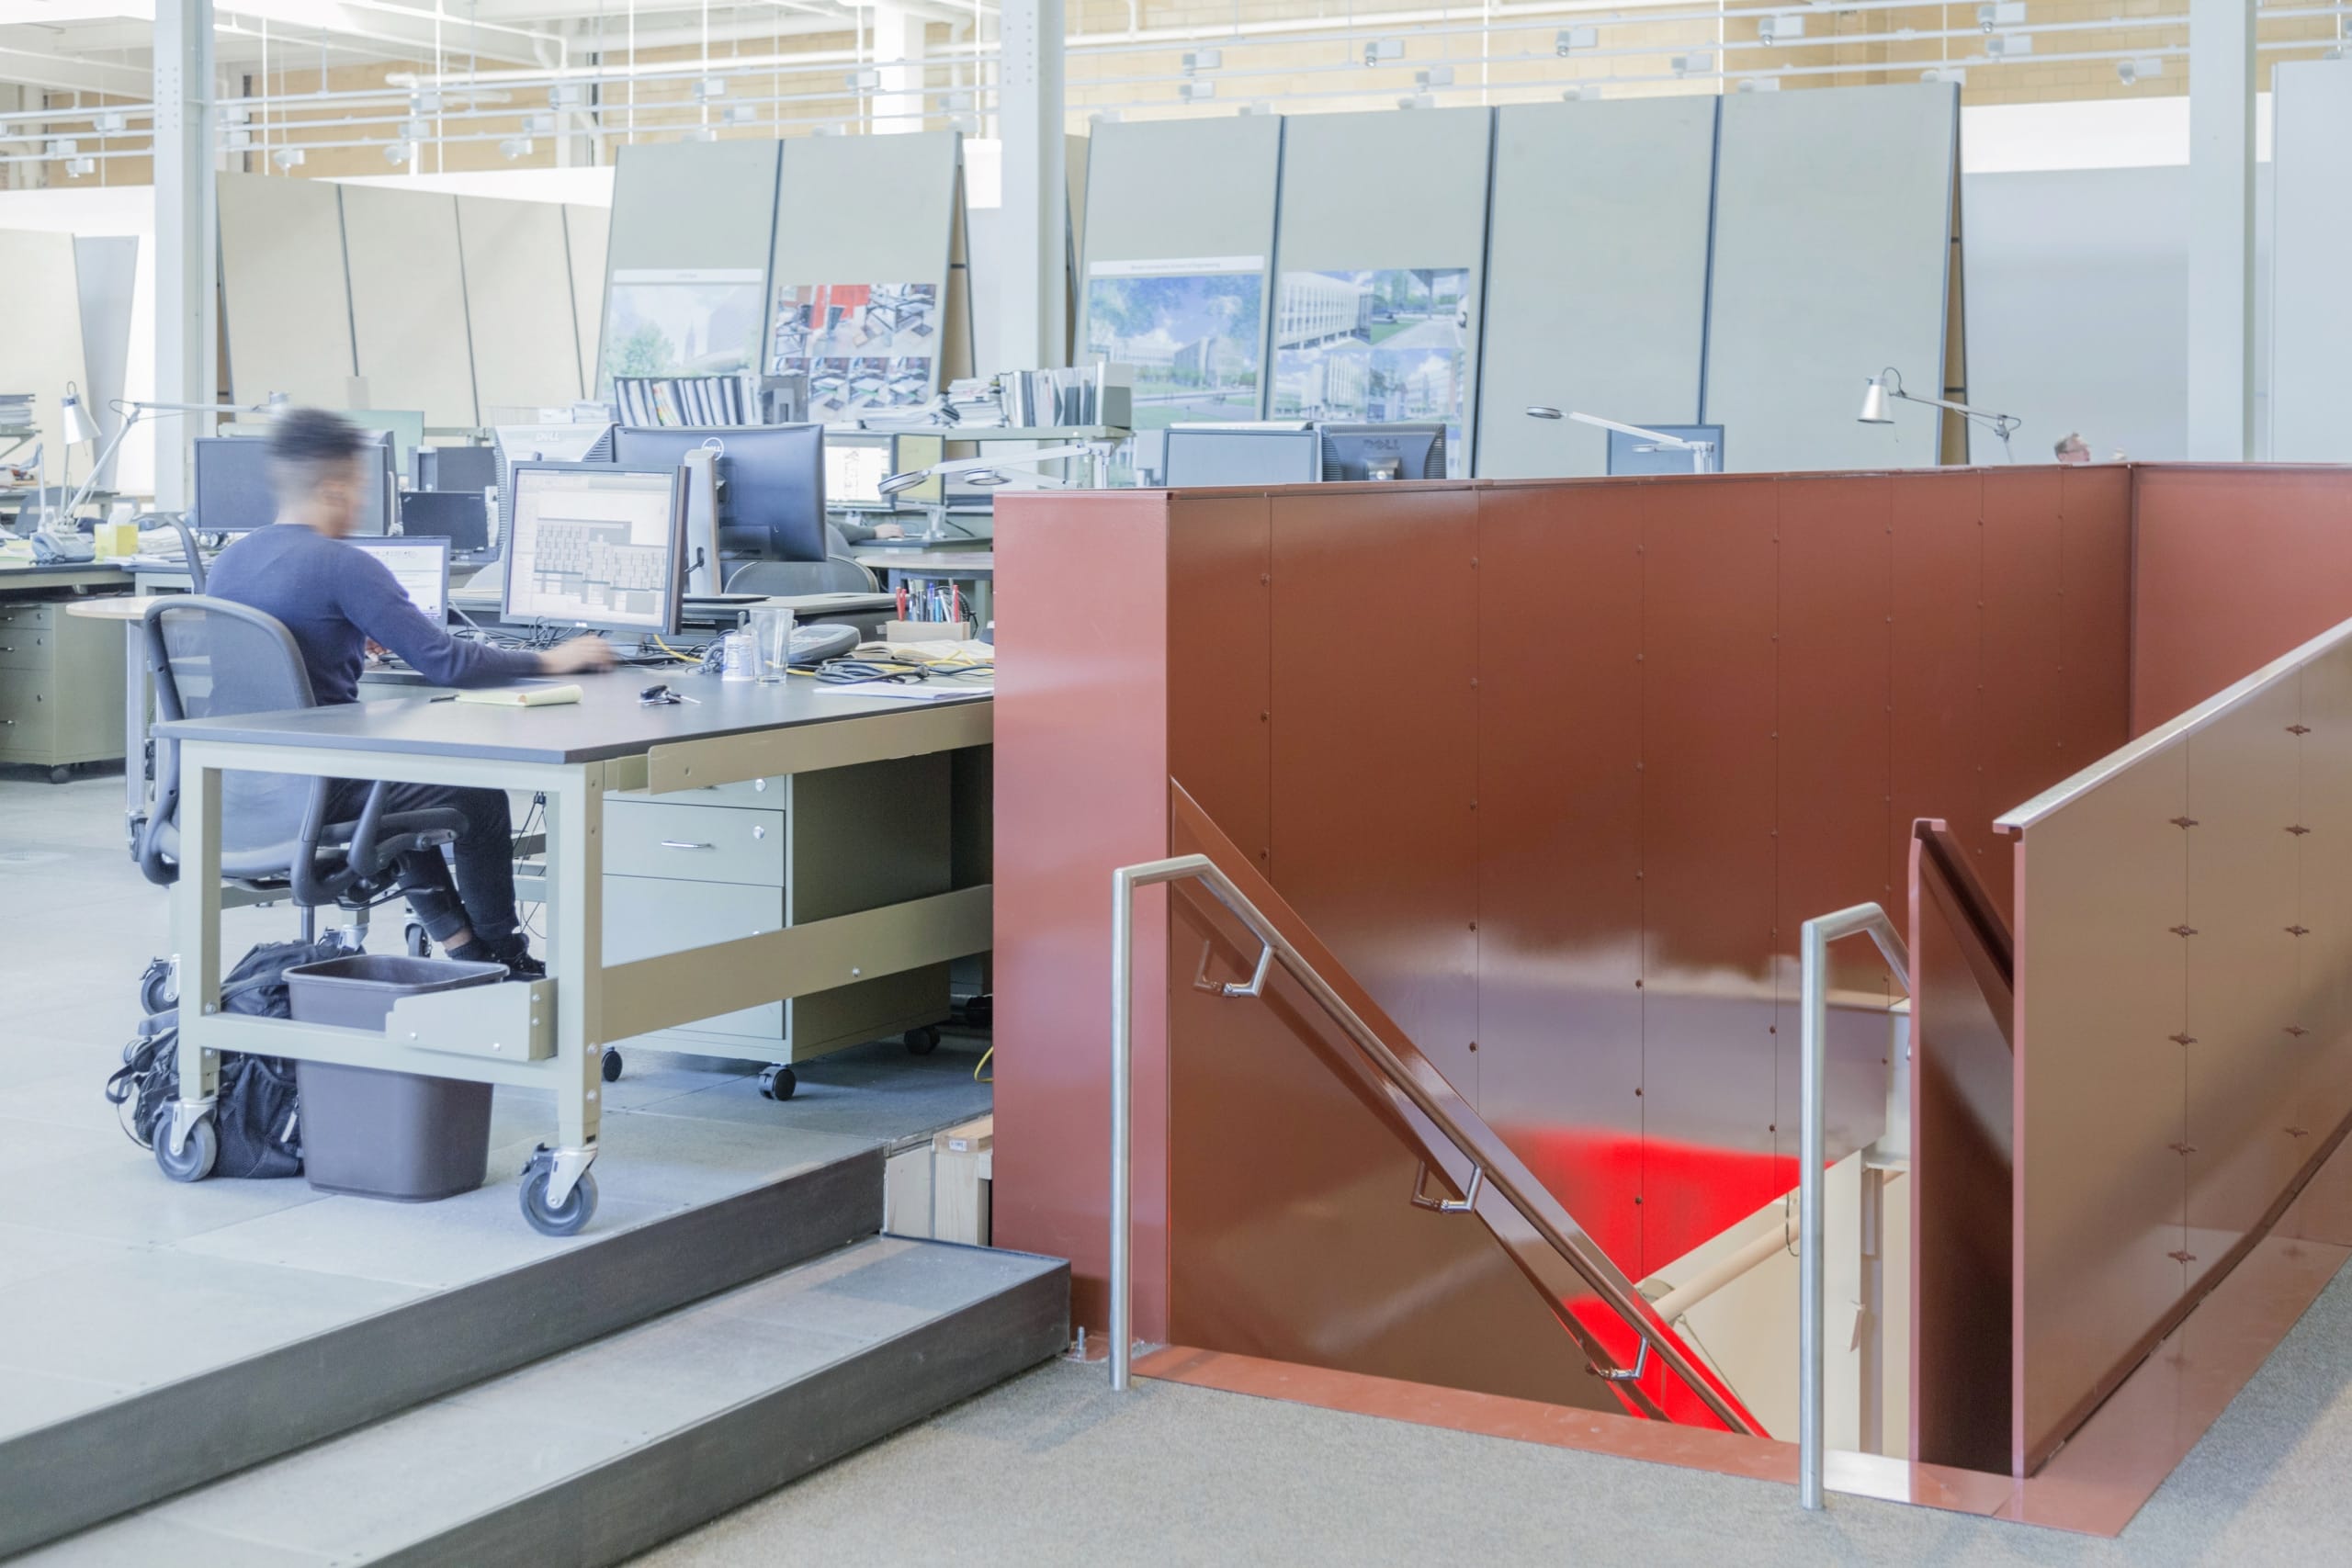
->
xmin=1525 ymin=405 xmax=1718 ymax=473
xmin=57 ymin=394 xmax=288 ymax=525
xmin=1857 ymin=367 xmax=2019 ymax=462
xmin=51 ymin=384 xmax=99 ymax=515
xmin=876 ymin=440 xmax=1115 ymax=540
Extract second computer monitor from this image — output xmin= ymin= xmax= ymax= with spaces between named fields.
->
xmin=1164 ymin=424 xmax=1323 ymax=488
xmin=417 ymin=444 xmax=500 ymax=495
xmin=824 ymin=431 xmax=944 ymax=511
xmin=612 ymin=424 xmax=826 ymax=562
xmin=1318 ymin=423 xmax=1448 ymax=482
xmin=399 ymin=490 xmax=491 ymax=553
xmin=191 ymin=436 xmax=277 ymax=532
xmin=346 ymin=536 xmax=452 ymax=620
xmin=502 ymin=462 xmax=685 ymax=637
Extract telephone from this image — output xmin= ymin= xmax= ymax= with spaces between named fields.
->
xmin=31 ymin=528 xmax=96 ymax=565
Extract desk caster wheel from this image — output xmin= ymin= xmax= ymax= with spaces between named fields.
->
xmin=758 ymin=1065 xmax=797 ymax=1100
xmin=47 ymin=765 xmax=71 ymax=785
xmin=139 ymin=961 xmax=176 ymax=1017
xmin=519 ymin=1148 xmax=596 ymax=1236
xmin=404 ymin=922 xmax=430 ymax=959
xmin=155 ymin=1118 xmax=217 ymax=1183
xmin=904 ymin=1025 xmax=942 ymax=1056
xmin=602 ymin=1048 xmax=624 ymax=1084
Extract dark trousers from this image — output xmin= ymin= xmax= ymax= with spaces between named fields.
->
xmin=324 ymin=781 xmax=520 ymax=950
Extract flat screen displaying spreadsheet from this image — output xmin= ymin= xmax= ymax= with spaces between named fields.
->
xmin=500 ymin=462 xmax=684 ymax=635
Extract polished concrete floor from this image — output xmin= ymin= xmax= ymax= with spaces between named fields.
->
xmin=0 ymin=764 xmax=990 ymax=1444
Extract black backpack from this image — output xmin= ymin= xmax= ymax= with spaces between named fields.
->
xmin=105 ymin=938 xmax=350 ymax=1179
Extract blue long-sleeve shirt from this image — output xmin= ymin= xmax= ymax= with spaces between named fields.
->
xmin=207 ymin=523 xmax=542 ymax=705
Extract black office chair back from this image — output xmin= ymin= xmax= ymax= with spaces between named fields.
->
xmin=724 ymin=557 xmax=877 ymax=595
xmin=139 ymin=596 xmax=320 ymax=884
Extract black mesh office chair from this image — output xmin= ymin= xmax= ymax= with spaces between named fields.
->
xmin=136 ymin=596 xmax=467 ymax=942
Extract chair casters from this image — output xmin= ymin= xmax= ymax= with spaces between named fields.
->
xmin=758 ymin=1064 xmax=797 ymax=1100
xmin=518 ymin=1144 xmax=598 ymax=1236
xmin=404 ymin=921 xmax=431 ymax=959
xmin=904 ymin=1025 xmax=942 ymax=1056
xmin=601 ymin=1048 xmax=624 ymax=1084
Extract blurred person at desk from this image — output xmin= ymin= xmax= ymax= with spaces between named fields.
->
xmin=206 ymin=409 xmax=613 ymax=975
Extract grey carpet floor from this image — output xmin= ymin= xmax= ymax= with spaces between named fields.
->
xmin=637 ymin=1257 xmax=2352 ymax=1566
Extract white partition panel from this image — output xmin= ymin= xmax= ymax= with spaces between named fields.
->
xmin=219 ymin=173 xmax=354 ymax=408
xmin=2271 ymin=61 xmax=2352 ymax=462
xmin=458 ymin=195 xmax=582 ymax=416
xmin=1704 ymin=84 xmax=1959 ymax=472
xmin=1272 ymin=107 xmax=1493 ymax=474
xmin=0 ymin=230 xmax=90 ymax=473
xmin=565 ymin=203 xmax=608 ymax=398
xmin=342 ymin=185 xmax=477 ymax=428
xmin=1478 ymin=99 xmax=1716 ymax=479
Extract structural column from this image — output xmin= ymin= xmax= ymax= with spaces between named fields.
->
xmin=998 ymin=0 xmax=1067 ymax=369
xmin=153 ymin=0 xmax=217 ymax=510
xmin=872 ymin=3 xmax=926 ymax=134
xmin=2187 ymin=0 xmax=2256 ymax=459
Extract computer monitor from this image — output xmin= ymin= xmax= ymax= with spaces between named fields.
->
xmin=1317 ymin=423 xmax=1448 ymax=482
xmin=1164 ymin=424 xmax=1323 ymax=488
xmin=417 ymin=445 xmax=499 ymax=495
xmin=825 ymin=431 xmax=944 ymax=511
xmin=346 ymin=536 xmax=451 ymax=620
xmin=353 ymin=432 xmax=396 ymax=536
xmin=191 ymin=436 xmax=277 ymax=532
xmin=492 ymin=422 xmax=616 ymax=550
xmin=1604 ymin=423 xmax=1724 ymax=476
xmin=399 ymin=489 xmax=491 ymax=554
xmin=501 ymin=462 xmax=685 ymax=636
xmin=346 ymin=409 xmax=426 ymax=482
xmin=612 ymin=423 xmax=826 ymax=563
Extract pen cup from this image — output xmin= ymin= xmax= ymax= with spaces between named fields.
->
xmin=747 ymin=605 xmax=796 ymax=683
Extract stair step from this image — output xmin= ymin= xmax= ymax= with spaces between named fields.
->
xmin=20 ymin=1237 xmax=1069 ymax=1568
xmin=0 ymin=1144 xmax=885 ymax=1559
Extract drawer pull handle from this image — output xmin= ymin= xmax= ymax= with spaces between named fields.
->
xmin=658 ymin=839 xmax=715 ymax=851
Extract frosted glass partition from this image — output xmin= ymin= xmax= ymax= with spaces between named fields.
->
xmin=770 ymin=130 xmax=966 ymax=420
xmin=2270 ymin=60 xmax=2352 ymax=462
xmin=1271 ymin=107 xmax=1494 ymax=473
xmin=565 ymin=204 xmax=608 ymax=398
xmin=1704 ymin=83 xmax=1959 ymax=472
xmin=0 ymin=229 xmax=90 ymax=465
xmin=342 ymin=185 xmax=477 ymax=428
xmin=219 ymin=173 xmax=354 ymax=408
xmin=1478 ymin=99 xmax=1716 ymax=479
xmin=597 ymin=141 xmax=780 ymax=394
xmin=458 ymin=196 xmax=583 ymax=415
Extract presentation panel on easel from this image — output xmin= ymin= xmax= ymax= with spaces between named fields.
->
xmin=599 ymin=140 xmax=782 ymax=395
xmin=771 ymin=130 xmax=965 ymax=423
xmin=1477 ymin=98 xmax=1716 ymax=479
xmin=219 ymin=172 xmax=356 ymax=409
xmin=1271 ymin=108 xmax=1492 ymax=476
xmin=1078 ymin=115 xmax=1283 ymax=431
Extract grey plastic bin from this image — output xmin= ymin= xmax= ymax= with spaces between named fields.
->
xmin=286 ymin=954 xmax=511 ymax=1202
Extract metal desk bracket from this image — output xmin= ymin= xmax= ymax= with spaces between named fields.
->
xmin=387 ymin=978 xmax=555 ymax=1062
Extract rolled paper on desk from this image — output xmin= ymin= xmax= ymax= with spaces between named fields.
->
xmin=452 ymin=683 xmax=583 ymax=708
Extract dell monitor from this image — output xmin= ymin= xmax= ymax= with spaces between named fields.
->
xmin=399 ymin=489 xmax=491 ymax=554
xmin=502 ymin=462 xmax=685 ymax=637
xmin=1605 ymin=423 xmax=1723 ymax=476
xmin=612 ymin=423 xmax=827 ymax=563
xmin=417 ymin=444 xmax=499 ymax=495
xmin=1164 ymin=423 xmax=1323 ymax=488
xmin=1317 ymin=422 xmax=1447 ymax=482
xmin=346 ymin=536 xmax=451 ymax=620
xmin=191 ymin=436 xmax=277 ymax=532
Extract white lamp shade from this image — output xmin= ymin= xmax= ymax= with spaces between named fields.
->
xmin=1857 ymin=378 xmax=1894 ymax=424
xmin=57 ymin=386 xmax=99 ymax=446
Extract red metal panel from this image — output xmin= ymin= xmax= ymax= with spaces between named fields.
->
xmin=1976 ymin=468 xmax=2066 ymax=912
xmin=2132 ymin=465 xmax=2352 ymax=735
xmin=1639 ymin=477 xmax=1782 ymax=1271
xmin=1773 ymin=475 xmax=1897 ymax=1158
xmin=1473 ymin=482 xmax=1646 ymax=1274
xmin=2057 ymin=465 xmax=2134 ymax=765
xmin=989 ymin=491 xmax=1174 ymax=1337
xmin=1268 ymin=487 xmax=1482 ymax=1097
xmin=1166 ymin=493 xmax=1273 ymax=864
xmin=1890 ymin=472 xmax=1987 ymax=897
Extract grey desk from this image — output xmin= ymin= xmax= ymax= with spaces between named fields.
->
xmin=154 ymin=673 xmax=993 ymax=1234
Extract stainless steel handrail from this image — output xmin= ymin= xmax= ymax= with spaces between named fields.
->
xmin=1796 ymin=903 xmax=1912 ymax=1512
xmin=1110 ymin=852 xmax=1747 ymax=1434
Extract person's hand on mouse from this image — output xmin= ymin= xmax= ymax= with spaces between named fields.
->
xmin=538 ymin=637 xmax=616 ymax=676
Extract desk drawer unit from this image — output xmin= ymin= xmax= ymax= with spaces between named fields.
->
xmin=604 ymin=877 xmax=785 ymax=1039
xmin=0 ymin=628 xmax=55 ymax=671
xmin=0 ymin=604 xmax=123 ymax=768
xmin=603 ymin=799 xmax=785 ymax=885
xmin=0 ymin=603 xmax=55 ymax=631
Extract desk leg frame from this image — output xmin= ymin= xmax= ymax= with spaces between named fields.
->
xmin=543 ymin=762 xmax=604 ymax=1204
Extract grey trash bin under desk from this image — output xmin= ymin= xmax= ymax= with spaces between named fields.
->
xmin=285 ymin=954 xmax=511 ymax=1202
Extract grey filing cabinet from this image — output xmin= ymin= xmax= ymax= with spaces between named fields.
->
xmin=600 ymin=752 xmax=956 ymax=1095
xmin=0 ymin=599 xmax=127 ymax=782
